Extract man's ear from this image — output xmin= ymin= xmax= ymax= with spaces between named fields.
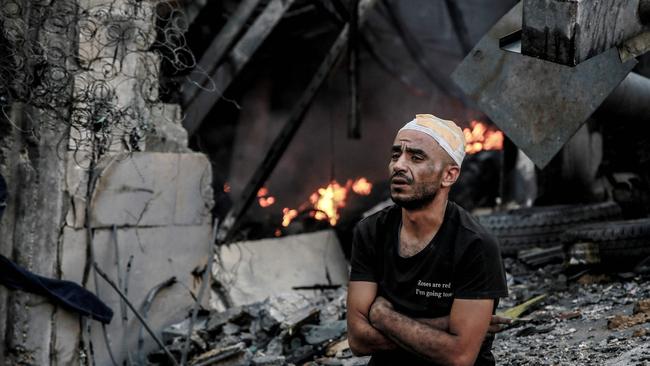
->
xmin=441 ymin=164 xmax=460 ymax=188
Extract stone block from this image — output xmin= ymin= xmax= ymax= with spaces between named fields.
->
xmin=175 ymin=153 xmax=213 ymax=225
xmin=145 ymin=103 xmax=190 ymax=153
xmin=217 ymin=230 xmax=349 ymax=306
xmin=65 ymin=152 xmax=213 ymax=228
xmin=58 ymin=224 xmax=212 ymax=365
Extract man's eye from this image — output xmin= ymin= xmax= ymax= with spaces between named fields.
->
xmin=391 ymin=153 xmax=400 ymax=160
xmin=412 ymin=155 xmax=423 ymax=161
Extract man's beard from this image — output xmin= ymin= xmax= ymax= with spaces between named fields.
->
xmin=390 ymin=182 xmax=438 ymax=210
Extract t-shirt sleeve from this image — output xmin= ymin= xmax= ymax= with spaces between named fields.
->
xmin=349 ymin=223 xmax=378 ymax=282
xmin=453 ymin=236 xmax=508 ymax=299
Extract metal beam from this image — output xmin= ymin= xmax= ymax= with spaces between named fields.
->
xmin=452 ymin=2 xmax=637 ymax=168
xmin=182 ymin=0 xmax=263 ymax=106
xmin=347 ymin=0 xmax=361 ymax=139
xmin=522 ymin=0 xmax=649 ymax=66
xmin=182 ymin=0 xmax=297 ymax=135
xmin=216 ymin=0 xmax=378 ymax=244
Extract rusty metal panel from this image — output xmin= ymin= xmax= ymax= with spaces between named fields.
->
xmin=451 ymin=3 xmax=637 ymax=168
xmin=522 ymin=0 xmax=647 ymax=66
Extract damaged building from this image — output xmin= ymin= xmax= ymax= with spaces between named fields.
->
xmin=0 ymin=0 xmax=649 ymax=365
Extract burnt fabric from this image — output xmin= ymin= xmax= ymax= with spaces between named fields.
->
xmin=0 ymin=254 xmax=113 ymax=324
xmin=350 ymin=201 xmax=508 ymax=366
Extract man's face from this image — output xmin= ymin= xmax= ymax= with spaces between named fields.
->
xmin=388 ymin=130 xmax=449 ymax=210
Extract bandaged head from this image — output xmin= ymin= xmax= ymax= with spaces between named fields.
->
xmin=398 ymin=114 xmax=466 ymax=167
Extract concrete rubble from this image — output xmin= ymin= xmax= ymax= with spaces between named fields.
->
xmin=216 ymin=230 xmax=349 ymax=307
xmin=493 ymin=259 xmax=650 ymax=365
xmin=149 ymin=288 xmax=370 ymax=366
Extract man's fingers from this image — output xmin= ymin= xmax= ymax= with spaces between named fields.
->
xmin=487 ymin=324 xmax=502 ymax=333
xmin=487 ymin=316 xmax=512 ymax=334
xmin=490 ymin=315 xmax=512 ymax=325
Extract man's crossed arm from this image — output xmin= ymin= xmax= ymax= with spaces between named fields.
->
xmin=347 ymin=281 xmax=508 ymax=366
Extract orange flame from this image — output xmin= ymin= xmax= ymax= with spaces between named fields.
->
xmin=352 ymin=177 xmax=372 ymax=196
xmin=281 ymin=178 xmax=373 ymax=228
xmin=259 ymin=196 xmax=276 ymax=208
xmin=282 ymin=208 xmax=298 ymax=227
xmin=223 ymin=183 xmax=231 ymax=193
xmin=256 ymin=187 xmax=276 ymax=207
xmin=310 ymin=181 xmax=348 ymax=226
xmin=463 ymin=121 xmax=504 ymax=154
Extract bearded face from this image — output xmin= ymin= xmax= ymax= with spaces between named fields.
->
xmin=388 ymin=130 xmax=451 ymax=210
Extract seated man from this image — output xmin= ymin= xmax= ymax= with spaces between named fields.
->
xmin=347 ymin=114 xmax=509 ymax=366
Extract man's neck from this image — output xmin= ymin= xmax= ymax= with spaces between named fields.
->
xmin=399 ymin=192 xmax=449 ymax=256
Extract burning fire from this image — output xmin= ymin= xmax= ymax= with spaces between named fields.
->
xmin=463 ymin=120 xmax=504 ymax=154
xmin=310 ymin=181 xmax=348 ymax=226
xmin=257 ymin=187 xmax=276 ymax=208
xmin=352 ymin=177 xmax=372 ymax=195
xmin=282 ymin=208 xmax=298 ymax=227
xmin=280 ymin=178 xmax=373 ymax=228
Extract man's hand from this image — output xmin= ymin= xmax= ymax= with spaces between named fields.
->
xmin=488 ymin=315 xmax=512 ymax=334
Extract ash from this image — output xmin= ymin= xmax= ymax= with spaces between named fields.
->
xmin=493 ymin=259 xmax=650 ymax=366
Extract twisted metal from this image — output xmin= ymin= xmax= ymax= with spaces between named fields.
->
xmin=0 ymin=0 xmax=196 ymax=161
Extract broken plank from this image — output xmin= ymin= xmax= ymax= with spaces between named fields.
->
xmin=183 ymin=0 xmax=297 ymax=135
xmin=182 ymin=0 xmax=263 ymax=106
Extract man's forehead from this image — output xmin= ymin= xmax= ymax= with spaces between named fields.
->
xmin=393 ymin=130 xmax=440 ymax=151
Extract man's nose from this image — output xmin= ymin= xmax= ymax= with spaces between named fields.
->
xmin=392 ymin=155 xmax=408 ymax=173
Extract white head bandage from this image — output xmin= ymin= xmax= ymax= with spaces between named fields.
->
xmin=398 ymin=114 xmax=466 ymax=166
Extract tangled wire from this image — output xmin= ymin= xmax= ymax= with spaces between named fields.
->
xmin=0 ymin=0 xmax=195 ymax=159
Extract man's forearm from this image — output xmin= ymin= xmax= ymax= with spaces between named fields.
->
xmin=349 ymin=314 xmax=450 ymax=355
xmin=370 ymin=307 xmax=461 ymax=365
xmin=347 ymin=310 xmax=398 ymax=355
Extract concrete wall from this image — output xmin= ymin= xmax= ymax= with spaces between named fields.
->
xmin=0 ymin=1 xmax=213 ymax=365
xmin=56 ymin=152 xmax=213 ymax=365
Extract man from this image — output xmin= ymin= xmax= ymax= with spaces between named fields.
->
xmin=347 ymin=114 xmax=509 ymax=366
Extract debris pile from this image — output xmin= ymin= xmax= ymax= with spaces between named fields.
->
xmin=149 ymin=289 xmax=369 ymax=366
xmin=494 ymin=259 xmax=650 ymax=365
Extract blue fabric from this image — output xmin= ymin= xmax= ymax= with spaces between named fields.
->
xmin=0 ymin=254 xmax=113 ymax=324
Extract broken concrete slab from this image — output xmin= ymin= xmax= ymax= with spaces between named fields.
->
xmin=216 ymin=230 xmax=349 ymax=306
xmin=146 ymin=104 xmax=190 ymax=153
xmin=57 ymin=224 xmax=212 ymax=364
xmin=65 ymin=152 xmax=213 ymax=228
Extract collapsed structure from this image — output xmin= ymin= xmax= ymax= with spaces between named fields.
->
xmin=0 ymin=0 xmax=649 ymax=365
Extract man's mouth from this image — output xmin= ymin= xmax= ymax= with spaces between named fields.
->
xmin=391 ymin=177 xmax=410 ymax=185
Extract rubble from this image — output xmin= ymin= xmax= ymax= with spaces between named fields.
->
xmin=608 ymin=299 xmax=650 ymax=330
xmin=149 ymin=288 xmax=369 ymax=366
xmin=216 ymin=230 xmax=349 ymax=307
xmin=493 ymin=259 xmax=650 ymax=365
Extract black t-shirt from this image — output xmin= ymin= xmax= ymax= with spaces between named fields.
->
xmin=349 ymin=201 xmax=508 ymax=366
